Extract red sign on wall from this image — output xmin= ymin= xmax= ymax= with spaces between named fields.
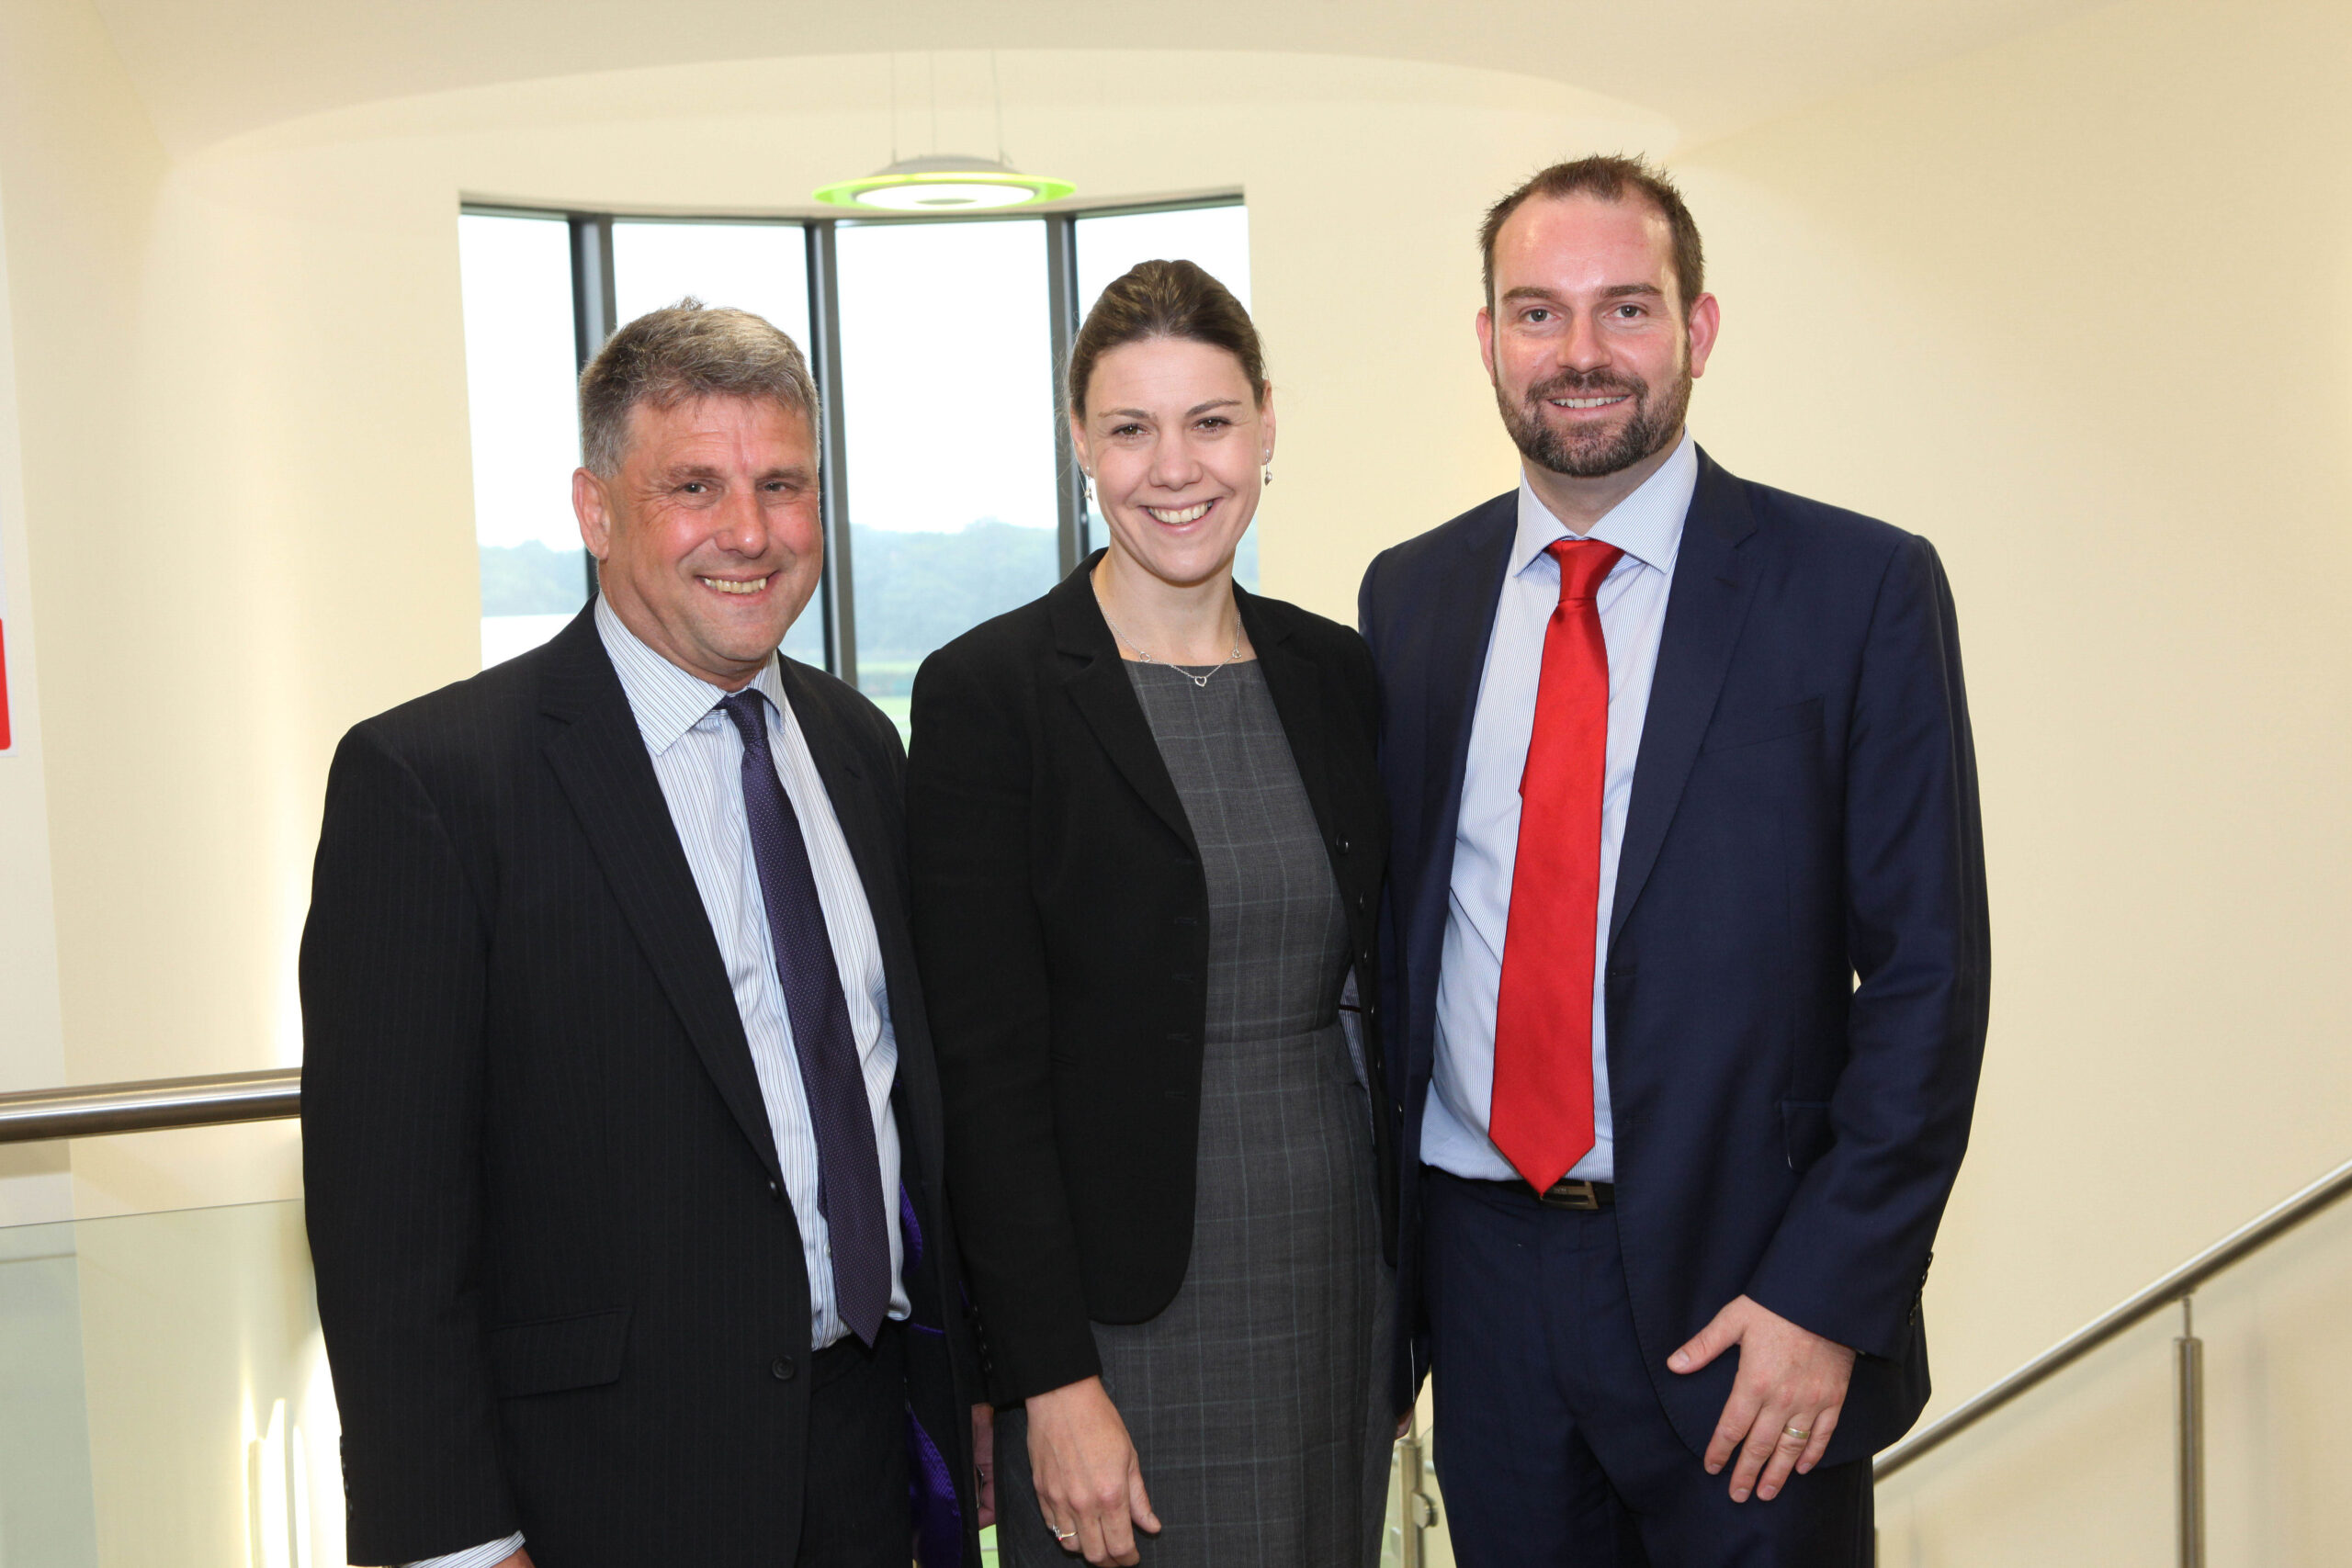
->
xmin=0 ymin=549 xmax=12 ymax=753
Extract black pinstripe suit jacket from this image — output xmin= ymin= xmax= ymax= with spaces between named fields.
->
xmin=300 ymin=604 xmax=980 ymax=1566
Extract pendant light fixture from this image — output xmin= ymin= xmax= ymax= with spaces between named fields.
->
xmin=814 ymin=52 xmax=1073 ymax=213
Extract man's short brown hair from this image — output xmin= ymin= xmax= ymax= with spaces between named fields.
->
xmin=578 ymin=298 xmax=819 ymax=477
xmin=1479 ymin=154 xmax=1706 ymax=317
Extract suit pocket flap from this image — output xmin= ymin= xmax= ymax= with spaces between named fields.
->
xmin=1702 ymin=696 xmax=1824 ymax=754
xmin=488 ymin=1306 xmax=631 ymax=1397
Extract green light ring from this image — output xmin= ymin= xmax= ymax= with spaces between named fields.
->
xmin=811 ymin=170 xmax=1077 ymax=209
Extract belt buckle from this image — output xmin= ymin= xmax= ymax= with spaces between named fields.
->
xmin=1538 ymin=1179 xmax=1602 ymax=1212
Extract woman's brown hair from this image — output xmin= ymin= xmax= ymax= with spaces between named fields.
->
xmin=1065 ymin=259 xmax=1266 ymax=419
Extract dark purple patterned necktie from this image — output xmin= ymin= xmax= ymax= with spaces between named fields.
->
xmin=718 ymin=691 xmax=891 ymax=1345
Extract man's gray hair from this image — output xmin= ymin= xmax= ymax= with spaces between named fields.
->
xmin=579 ymin=298 xmax=820 ymax=477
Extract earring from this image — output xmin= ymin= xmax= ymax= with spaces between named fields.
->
xmin=1083 ymin=472 xmax=1096 ymax=506
xmin=1261 ymin=463 xmax=1273 ymax=488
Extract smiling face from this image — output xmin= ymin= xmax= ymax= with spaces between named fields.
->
xmin=572 ymin=393 xmax=822 ymax=689
xmin=1478 ymin=192 xmax=1719 ymax=480
xmin=1072 ymin=336 xmax=1272 ymax=592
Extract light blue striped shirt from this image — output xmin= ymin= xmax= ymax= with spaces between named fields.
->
xmin=413 ymin=602 xmax=907 ymax=1568
xmin=1423 ymin=432 xmax=1695 ymax=1187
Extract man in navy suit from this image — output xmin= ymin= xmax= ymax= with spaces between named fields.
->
xmin=1358 ymin=156 xmax=1989 ymax=1564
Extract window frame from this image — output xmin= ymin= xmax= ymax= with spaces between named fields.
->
xmin=460 ymin=193 xmax=1247 ymax=689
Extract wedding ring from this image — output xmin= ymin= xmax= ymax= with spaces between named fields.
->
xmin=1781 ymin=1423 xmax=1810 ymax=1440
xmin=1054 ymin=1526 xmax=1079 ymax=1545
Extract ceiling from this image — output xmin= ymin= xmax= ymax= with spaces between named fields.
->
xmin=93 ymin=0 xmax=2113 ymax=156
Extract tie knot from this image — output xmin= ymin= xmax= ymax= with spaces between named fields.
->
xmin=717 ymin=689 xmax=769 ymax=747
xmin=1548 ymin=537 xmax=1624 ymax=604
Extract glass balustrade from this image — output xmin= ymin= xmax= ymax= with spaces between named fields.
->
xmin=0 ymin=1200 xmax=328 ymax=1568
xmin=0 ymin=1195 xmax=1451 ymax=1566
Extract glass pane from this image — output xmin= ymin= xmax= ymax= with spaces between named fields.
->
xmin=0 ymin=1201 xmax=333 ymax=1567
xmin=1072 ymin=205 xmax=1259 ymax=588
xmin=1075 ymin=204 xmax=1252 ymax=317
xmin=611 ymin=221 xmax=826 ymax=668
xmin=613 ymin=221 xmax=811 ymax=348
xmin=460 ymin=213 xmax=592 ymax=669
xmin=835 ymin=220 xmax=1059 ymax=730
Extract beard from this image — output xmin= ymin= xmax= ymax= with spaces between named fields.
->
xmin=1497 ymin=357 xmax=1692 ymax=479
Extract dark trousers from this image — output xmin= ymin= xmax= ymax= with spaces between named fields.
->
xmin=799 ymin=1321 xmax=912 ymax=1566
xmin=1423 ymin=1169 xmax=1872 ymax=1568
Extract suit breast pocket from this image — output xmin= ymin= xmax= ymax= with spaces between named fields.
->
xmin=1701 ymin=696 xmax=1824 ymax=755
xmin=488 ymin=1305 xmax=632 ymax=1398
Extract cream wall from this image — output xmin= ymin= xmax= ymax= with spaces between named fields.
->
xmin=1650 ymin=0 xmax=2352 ymax=1559
xmin=0 ymin=4 xmax=92 ymax=1226
xmin=2 ymin=0 xmax=2348 ymax=1556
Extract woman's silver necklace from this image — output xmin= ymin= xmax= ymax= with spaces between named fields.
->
xmin=1102 ymin=612 xmax=1244 ymax=689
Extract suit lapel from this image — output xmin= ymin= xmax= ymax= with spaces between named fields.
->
xmin=1048 ymin=560 xmax=1199 ymax=854
xmin=536 ymin=614 xmax=785 ymax=1188
xmin=781 ymin=660 xmax=949 ymax=1217
xmin=777 ymin=660 xmax=897 ymax=937
xmin=1609 ymin=452 xmax=1763 ymax=946
xmin=1414 ymin=496 xmax=1518 ymax=926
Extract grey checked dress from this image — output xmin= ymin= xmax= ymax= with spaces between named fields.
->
xmin=996 ymin=660 xmax=1392 ymax=1567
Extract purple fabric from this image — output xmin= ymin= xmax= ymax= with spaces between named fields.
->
xmin=718 ymin=692 xmax=892 ymax=1345
xmin=900 ymin=1179 xmax=925 ymax=1268
xmin=906 ymin=1404 xmax=965 ymax=1568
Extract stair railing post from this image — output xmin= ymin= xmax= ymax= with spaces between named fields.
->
xmin=2175 ymin=1294 xmax=2205 ymax=1568
xmin=1389 ymin=1410 xmax=1437 ymax=1568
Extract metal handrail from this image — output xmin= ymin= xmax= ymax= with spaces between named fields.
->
xmin=1877 ymin=1149 xmax=2352 ymax=1480
xmin=0 ymin=1068 xmax=300 ymax=1144
xmin=5 ymin=1063 xmax=2347 ymax=1500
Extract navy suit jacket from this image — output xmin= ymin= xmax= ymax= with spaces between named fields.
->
xmin=1358 ymin=449 xmax=1989 ymax=1465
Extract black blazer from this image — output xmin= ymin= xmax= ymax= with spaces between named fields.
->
xmin=906 ymin=558 xmax=1392 ymax=1404
xmin=300 ymin=606 xmax=982 ymax=1567
xmin=1361 ymin=450 xmax=1990 ymax=1461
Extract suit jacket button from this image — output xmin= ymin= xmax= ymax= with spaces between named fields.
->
xmin=767 ymin=1179 xmax=784 ymax=1201
xmin=771 ymin=1356 xmax=797 ymax=1382
xmin=1335 ymin=836 xmax=1352 ymax=854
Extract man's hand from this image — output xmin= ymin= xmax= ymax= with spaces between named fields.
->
xmin=1024 ymin=1376 xmax=1160 ymax=1564
xmin=1668 ymin=1294 xmax=1856 ymax=1504
xmin=972 ymin=1403 xmax=997 ymax=1529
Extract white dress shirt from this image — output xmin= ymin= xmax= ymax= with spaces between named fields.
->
xmin=1422 ymin=432 xmax=1696 ymax=1186
xmin=411 ymin=602 xmax=907 ymax=1568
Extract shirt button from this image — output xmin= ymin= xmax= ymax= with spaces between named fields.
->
xmin=771 ymin=1356 xmax=797 ymax=1382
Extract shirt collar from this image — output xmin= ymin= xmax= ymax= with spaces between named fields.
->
xmin=1510 ymin=428 xmax=1699 ymax=579
xmin=594 ymin=594 xmax=786 ymax=756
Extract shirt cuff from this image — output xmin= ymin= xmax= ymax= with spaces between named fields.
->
xmin=404 ymin=1533 xmax=525 ymax=1568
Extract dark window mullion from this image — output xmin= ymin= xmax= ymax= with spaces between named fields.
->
xmin=804 ymin=220 xmax=858 ymax=690
xmin=568 ymin=213 xmax=617 ymax=603
xmin=1044 ymin=213 xmax=1086 ymax=577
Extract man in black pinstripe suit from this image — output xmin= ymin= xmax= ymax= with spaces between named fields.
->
xmin=300 ymin=302 xmax=984 ymax=1568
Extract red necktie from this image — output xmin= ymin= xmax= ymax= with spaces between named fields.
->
xmin=1490 ymin=537 xmax=1623 ymax=1193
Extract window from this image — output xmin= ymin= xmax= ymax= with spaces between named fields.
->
xmin=458 ymin=212 xmax=589 ymax=671
xmin=456 ymin=198 xmax=1251 ymax=724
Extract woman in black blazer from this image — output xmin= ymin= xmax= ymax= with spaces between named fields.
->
xmin=907 ymin=261 xmax=1393 ymax=1568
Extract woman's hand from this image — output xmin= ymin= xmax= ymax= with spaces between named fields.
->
xmin=973 ymin=1403 xmax=997 ymax=1528
xmin=1025 ymin=1376 xmax=1160 ymax=1564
